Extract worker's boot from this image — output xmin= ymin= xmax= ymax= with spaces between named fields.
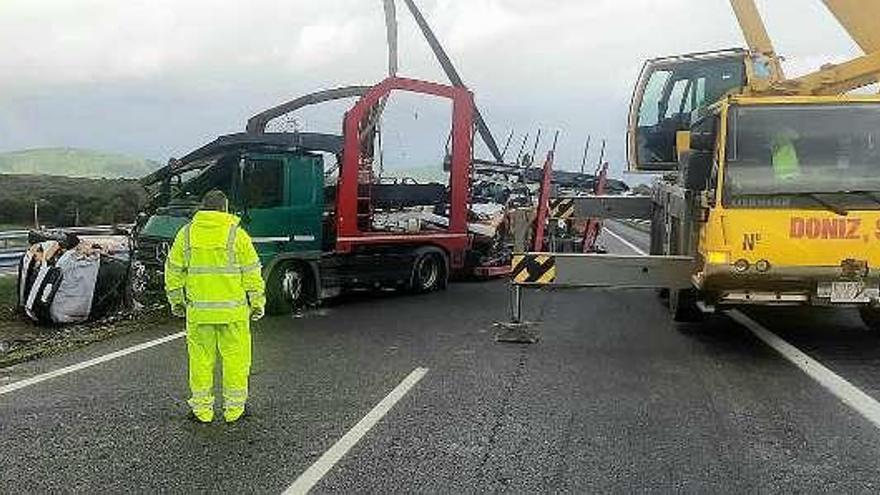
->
xmin=224 ymin=406 xmax=245 ymax=423
xmin=189 ymin=408 xmax=214 ymax=424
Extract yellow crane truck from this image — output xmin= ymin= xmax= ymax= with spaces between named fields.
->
xmin=512 ymin=0 xmax=880 ymax=331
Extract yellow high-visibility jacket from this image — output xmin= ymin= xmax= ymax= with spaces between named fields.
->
xmin=771 ymin=134 xmax=801 ymax=180
xmin=164 ymin=211 xmax=265 ymax=324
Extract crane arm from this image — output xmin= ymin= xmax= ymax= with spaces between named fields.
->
xmin=783 ymin=50 xmax=880 ymax=95
xmin=729 ymin=0 xmax=785 ymax=82
xmin=383 ymin=0 xmax=398 ymax=76
xmin=779 ymin=0 xmax=880 ymax=95
xmin=822 ymin=0 xmax=880 ymax=54
xmin=401 ymin=0 xmax=504 ymax=163
xmin=728 ymin=0 xmax=880 ymax=95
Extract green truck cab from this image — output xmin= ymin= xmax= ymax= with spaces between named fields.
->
xmin=134 ymin=133 xmax=332 ymax=313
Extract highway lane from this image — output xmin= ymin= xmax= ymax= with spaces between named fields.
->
xmin=603 ymin=220 xmax=880 ymax=407
xmin=1 ymin=223 xmax=880 ymax=492
xmin=318 ymin=224 xmax=880 ymax=492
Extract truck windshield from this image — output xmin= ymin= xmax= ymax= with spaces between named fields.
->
xmin=724 ymin=103 xmax=880 ymax=209
xmin=170 ymin=155 xmax=235 ymax=202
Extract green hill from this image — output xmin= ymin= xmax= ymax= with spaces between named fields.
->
xmin=0 ymin=148 xmax=160 ymax=179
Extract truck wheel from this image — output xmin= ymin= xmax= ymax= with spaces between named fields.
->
xmin=670 ymin=288 xmax=703 ymax=323
xmin=860 ymin=307 xmax=880 ymax=332
xmin=411 ymin=252 xmax=445 ymax=293
xmin=267 ymin=262 xmax=312 ymax=314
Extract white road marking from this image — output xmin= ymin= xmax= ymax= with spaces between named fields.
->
xmin=602 ymin=226 xmax=648 ymax=256
xmin=0 ymin=332 xmax=185 ymax=396
xmin=606 ymin=223 xmax=880 ymax=430
xmin=728 ymin=310 xmax=880 ymax=429
xmin=284 ymin=367 xmax=429 ymax=495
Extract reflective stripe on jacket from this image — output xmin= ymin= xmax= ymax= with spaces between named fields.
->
xmin=164 ymin=210 xmax=266 ymax=323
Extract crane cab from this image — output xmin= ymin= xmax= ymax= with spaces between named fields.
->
xmin=627 ymin=49 xmax=748 ymax=172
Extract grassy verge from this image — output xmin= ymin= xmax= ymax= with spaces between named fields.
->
xmin=0 ymin=275 xmax=16 ymax=318
xmin=0 ymin=276 xmax=172 ymax=368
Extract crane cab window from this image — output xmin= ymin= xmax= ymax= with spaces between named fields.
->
xmin=664 ymin=78 xmax=692 ymax=120
xmin=694 ymin=77 xmax=707 ymax=109
xmin=639 ymin=70 xmax=672 ymax=127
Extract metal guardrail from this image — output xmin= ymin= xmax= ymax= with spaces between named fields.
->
xmin=0 ymin=253 xmax=21 ymax=268
xmin=0 ymin=231 xmax=29 ymax=272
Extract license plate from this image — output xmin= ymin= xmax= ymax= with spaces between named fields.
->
xmin=830 ymin=281 xmax=869 ymax=303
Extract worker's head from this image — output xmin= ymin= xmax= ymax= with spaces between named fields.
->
xmin=774 ymin=126 xmax=800 ymax=141
xmin=201 ymin=190 xmax=229 ymax=212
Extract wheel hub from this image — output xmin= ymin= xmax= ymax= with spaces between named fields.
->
xmin=282 ymin=269 xmax=303 ymax=303
xmin=418 ymin=257 xmax=438 ymax=290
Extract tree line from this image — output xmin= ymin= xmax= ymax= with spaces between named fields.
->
xmin=0 ymin=174 xmax=148 ymax=228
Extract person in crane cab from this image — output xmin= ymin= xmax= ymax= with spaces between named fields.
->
xmin=770 ymin=127 xmax=801 ymax=180
xmin=164 ymin=190 xmax=266 ymax=424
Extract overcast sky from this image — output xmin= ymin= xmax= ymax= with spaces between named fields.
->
xmin=0 ymin=0 xmax=863 ymax=180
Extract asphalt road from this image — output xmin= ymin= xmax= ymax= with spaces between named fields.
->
xmin=2 ymin=222 xmax=880 ymax=493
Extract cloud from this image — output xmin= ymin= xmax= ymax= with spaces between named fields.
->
xmin=0 ymin=0 xmax=869 ymax=180
xmin=293 ymin=21 xmax=364 ymax=67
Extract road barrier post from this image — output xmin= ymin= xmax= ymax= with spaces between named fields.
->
xmin=495 ymin=279 xmax=538 ymax=343
xmin=495 ymin=253 xmax=553 ymax=344
xmin=509 ymin=283 xmax=522 ymax=324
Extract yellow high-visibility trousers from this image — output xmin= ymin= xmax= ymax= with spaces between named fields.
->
xmin=186 ymin=321 xmax=252 ymax=414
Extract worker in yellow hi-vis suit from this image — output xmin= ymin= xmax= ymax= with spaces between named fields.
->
xmin=771 ymin=127 xmax=801 ymax=180
xmin=164 ymin=190 xmax=265 ymax=423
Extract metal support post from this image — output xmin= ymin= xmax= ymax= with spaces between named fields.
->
xmin=510 ymin=283 xmax=522 ymax=324
xmin=495 ymin=282 xmax=538 ymax=344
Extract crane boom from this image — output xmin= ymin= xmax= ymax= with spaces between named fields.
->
xmin=822 ymin=0 xmax=880 ymax=53
xmin=383 ymin=0 xmax=399 ymax=76
xmin=729 ymin=0 xmax=785 ymax=82
xmin=401 ymin=0 xmax=505 ymax=163
xmin=729 ymin=0 xmax=880 ymax=96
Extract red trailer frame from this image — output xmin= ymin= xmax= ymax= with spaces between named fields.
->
xmin=581 ymin=162 xmax=608 ymax=253
xmin=532 ymin=148 xmax=556 ymax=252
xmin=334 ymin=76 xmax=475 ymax=269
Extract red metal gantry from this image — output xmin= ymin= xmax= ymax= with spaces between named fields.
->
xmin=334 ymin=76 xmax=475 ymax=270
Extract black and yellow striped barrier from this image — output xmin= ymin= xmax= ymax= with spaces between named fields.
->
xmin=548 ymin=198 xmax=575 ymax=220
xmin=511 ymin=253 xmax=557 ymax=285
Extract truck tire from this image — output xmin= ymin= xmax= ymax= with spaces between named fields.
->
xmin=411 ymin=251 xmax=446 ymax=293
xmin=267 ymin=262 xmax=313 ymax=314
xmin=670 ymin=288 xmax=703 ymax=323
xmin=860 ymin=307 xmax=880 ymax=332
